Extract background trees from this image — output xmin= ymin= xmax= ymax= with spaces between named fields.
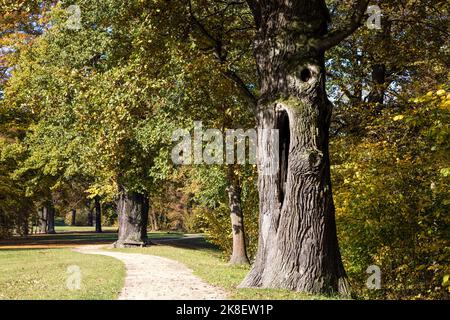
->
xmin=0 ymin=0 xmax=448 ymax=299
xmin=324 ymin=0 xmax=450 ymax=298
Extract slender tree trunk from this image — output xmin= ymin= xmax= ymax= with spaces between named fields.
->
xmin=38 ymin=207 xmax=47 ymax=234
xmin=150 ymin=211 xmax=156 ymax=231
xmin=22 ymin=217 xmax=29 ymax=236
xmin=71 ymin=209 xmax=76 ymax=226
xmin=141 ymin=192 xmax=149 ymax=238
xmin=114 ymin=188 xmax=151 ymax=247
xmin=367 ymin=63 xmax=386 ymax=106
xmin=149 ymin=209 xmax=160 ymax=231
xmin=46 ymin=203 xmax=56 ymax=234
xmin=227 ymin=166 xmax=250 ymax=265
xmin=240 ymin=1 xmax=350 ymax=295
xmin=17 ymin=211 xmax=29 ymax=236
xmin=87 ymin=209 xmax=94 ymax=226
xmin=32 ymin=214 xmax=37 ymax=234
xmin=367 ymin=18 xmax=391 ymax=109
xmin=94 ymin=196 xmax=102 ymax=233
xmin=87 ymin=200 xmax=94 ymax=227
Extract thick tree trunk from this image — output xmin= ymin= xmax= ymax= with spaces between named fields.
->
xmin=94 ymin=196 xmax=102 ymax=233
xmin=240 ymin=1 xmax=350 ymax=296
xmin=46 ymin=204 xmax=56 ymax=234
xmin=227 ymin=167 xmax=250 ymax=265
xmin=70 ymin=209 xmax=76 ymax=226
xmin=114 ymin=188 xmax=151 ymax=248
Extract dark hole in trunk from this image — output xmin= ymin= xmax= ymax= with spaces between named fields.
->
xmin=277 ymin=109 xmax=290 ymax=205
xmin=300 ymin=68 xmax=311 ymax=82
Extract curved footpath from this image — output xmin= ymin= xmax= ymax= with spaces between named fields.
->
xmin=74 ymin=245 xmax=227 ymax=300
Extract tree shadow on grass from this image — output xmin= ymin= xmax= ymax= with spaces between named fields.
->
xmin=0 ymin=230 xmax=210 ymax=249
xmin=152 ymin=236 xmax=220 ymax=252
xmin=0 ymin=231 xmax=119 ymax=248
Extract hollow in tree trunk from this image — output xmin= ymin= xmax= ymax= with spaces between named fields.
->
xmin=94 ymin=196 xmax=102 ymax=233
xmin=227 ymin=166 xmax=250 ymax=265
xmin=114 ymin=188 xmax=151 ymax=248
xmin=240 ymin=0 xmax=352 ymax=296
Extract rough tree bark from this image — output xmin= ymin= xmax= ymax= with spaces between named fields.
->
xmin=239 ymin=0 xmax=369 ymax=295
xmin=94 ymin=196 xmax=102 ymax=233
xmin=113 ymin=188 xmax=151 ymax=248
xmin=70 ymin=209 xmax=76 ymax=226
xmin=227 ymin=166 xmax=250 ymax=265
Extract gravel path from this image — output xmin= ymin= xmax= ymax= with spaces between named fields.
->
xmin=74 ymin=245 xmax=227 ymax=300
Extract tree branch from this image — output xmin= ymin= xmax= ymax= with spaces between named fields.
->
xmin=224 ymin=69 xmax=257 ymax=109
xmin=314 ymin=0 xmax=370 ymax=52
xmin=245 ymin=0 xmax=261 ymax=29
xmin=188 ymin=0 xmax=257 ymax=111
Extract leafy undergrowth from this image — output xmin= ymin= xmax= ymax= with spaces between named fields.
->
xmin=111 ymin=244 xmax=339 ymax=300
xmin=0 ymin=248 xmax=125 ymax=299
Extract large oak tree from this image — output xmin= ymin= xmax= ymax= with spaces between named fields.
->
xmin=233 ymin=0 xmax=371 ymax=295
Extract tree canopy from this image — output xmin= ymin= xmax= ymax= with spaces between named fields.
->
xmin=0 ymin=0 xmax=448 ymax=299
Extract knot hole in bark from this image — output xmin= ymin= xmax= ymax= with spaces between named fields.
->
xmin=308 ymin=150 xmax=323 ymax=168
xmin=232 ymin=224 xmax=242 ymax=235
xmin=300 ymin=68 xmax=311 ymax=82
xmin=276 ymin=108 xmax=290 ymax=206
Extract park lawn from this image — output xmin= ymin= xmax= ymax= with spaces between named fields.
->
xmin=0 ymin=248 xmax=125 ymax=300
xmin=111 ymin=245 xmax=337 ymax=300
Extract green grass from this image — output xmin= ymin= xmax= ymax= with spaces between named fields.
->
xmin=0 ymin=248 xmax=125 ymax=299
xmin=111 ymin=243 xmax=337 ymax=300
xmin=0 ymin=230 xmax=340 ymax=300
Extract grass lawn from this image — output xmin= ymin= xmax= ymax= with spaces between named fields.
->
xmin=112 ymin=243 xmax=337 ymax=300
xmin=0 ymin=248 xmax=125 ymax=299
xmin=0 ymin=227 xmax=338 ymax=300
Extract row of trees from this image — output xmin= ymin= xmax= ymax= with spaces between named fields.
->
xmin=0 ymin=0 xmax=448 ymax=298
